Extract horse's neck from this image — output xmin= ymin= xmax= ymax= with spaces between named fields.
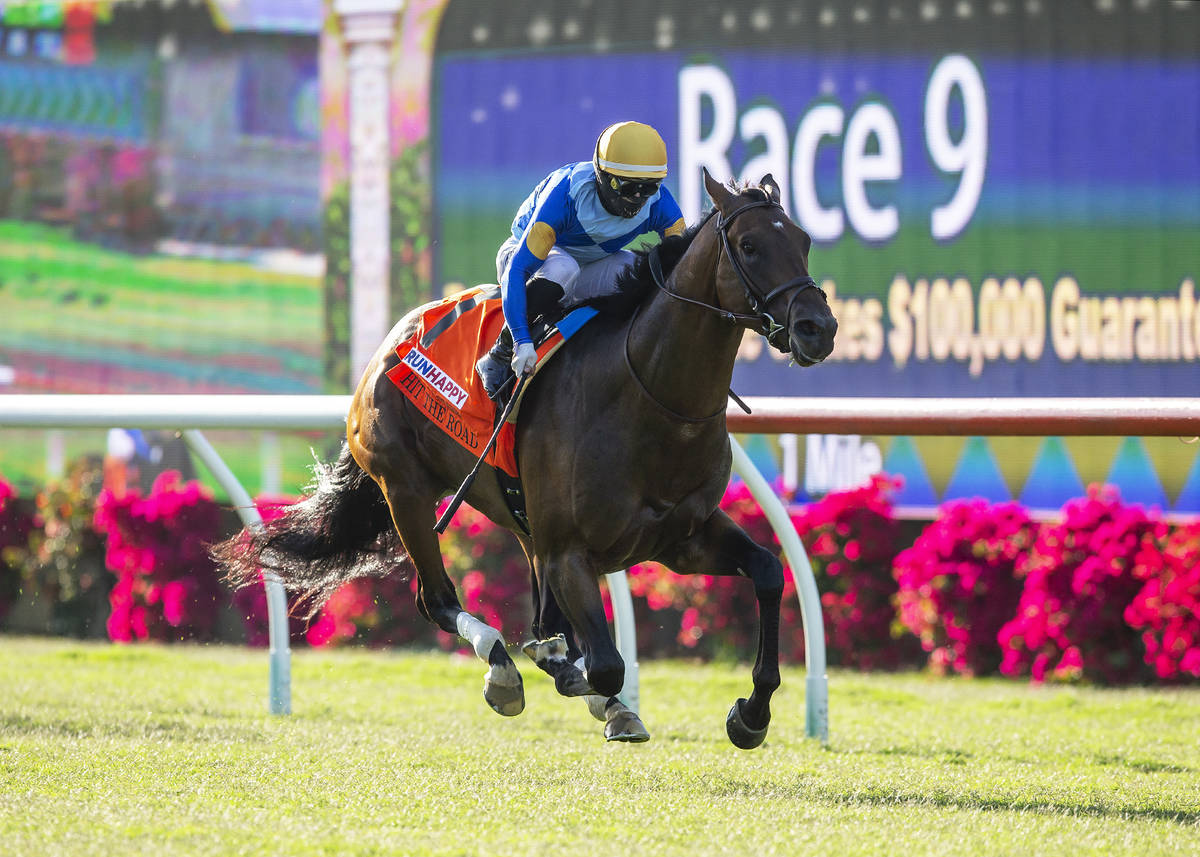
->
xmin=625 ymin=228 xmax=743 ymax=421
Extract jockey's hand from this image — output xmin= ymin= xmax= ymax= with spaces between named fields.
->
xmin=511 ymin=342 xmax=538 ymax=378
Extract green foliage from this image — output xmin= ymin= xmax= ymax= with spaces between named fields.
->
xmin=322 ymin=181 xmax=352 ymax=393
xmin=390 ymin=140 xmax=433 ymax=315
xmin=0 ymin=481 xmax=35 ymax=621
xmin=4 ymin=456 xmax=110 ymax=638
xmin=322 ymin=142 xmax=434 ymax=393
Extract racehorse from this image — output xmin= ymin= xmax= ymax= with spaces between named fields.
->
xmin=214 ymin=169 xmax=837 ymax=748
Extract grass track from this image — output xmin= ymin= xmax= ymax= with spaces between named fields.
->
xmin=1 ymin=638 xmax=1198 ymax=856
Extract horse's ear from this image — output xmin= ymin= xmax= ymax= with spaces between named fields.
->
xmin=702 ymin=166 xmax=735 ymax=210
xmin=759 ymin=174 xmax=781 ymax=204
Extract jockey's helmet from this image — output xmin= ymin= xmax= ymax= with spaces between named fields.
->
xmin=593 ymin=121 xmax=668 ymax=218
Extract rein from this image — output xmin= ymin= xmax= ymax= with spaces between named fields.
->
xmin=647 ymin=199 xmax=821 ymax=351
xmin=623 ymin=298 xmax=728 ymax=423
xmin=624 ymin=191 xmax=820 ymax=423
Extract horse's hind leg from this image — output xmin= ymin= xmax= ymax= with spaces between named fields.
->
xmin=380 ymin=481 xmax=524 ymax=717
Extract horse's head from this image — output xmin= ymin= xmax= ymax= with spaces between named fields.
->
xmin=703 ymin=169 xmax=837 ymax=366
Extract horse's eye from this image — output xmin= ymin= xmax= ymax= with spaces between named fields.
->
xmin=739 ymin=239 xmax=756 ymax=256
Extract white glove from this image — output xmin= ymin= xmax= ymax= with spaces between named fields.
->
xmin=511 ymin=342 xmax=538 ymax=378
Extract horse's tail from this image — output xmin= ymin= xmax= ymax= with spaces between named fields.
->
xmin=212 ymin=443 xmax=403 ymax=617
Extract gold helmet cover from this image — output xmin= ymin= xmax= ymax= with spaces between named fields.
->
xmin=593 ymin=121 xmax=668 ymax=179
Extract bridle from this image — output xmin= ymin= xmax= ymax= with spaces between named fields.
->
xmin=625 ymin=191 xmax=824 ymax=423
xmin=646 ymin=196 xmax=822 ymax=353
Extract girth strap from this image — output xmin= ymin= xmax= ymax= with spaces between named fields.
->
xmin=495 ymin=469 xmax=531 ymax=535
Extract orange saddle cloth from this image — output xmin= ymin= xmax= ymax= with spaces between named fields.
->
xmin=385 ymin=285 xmax=595 ymax=478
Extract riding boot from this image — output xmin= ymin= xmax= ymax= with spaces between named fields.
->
xmin=476 ymin=326 xmax=515 ymax=402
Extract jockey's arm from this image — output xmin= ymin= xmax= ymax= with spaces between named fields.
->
xmin=662 ymin=217 xmax=687 ymax=238
xmin=501 ymin=177 xmax=572 ymax=346
xmin=501 ymin=223 xmax=555 ymax=347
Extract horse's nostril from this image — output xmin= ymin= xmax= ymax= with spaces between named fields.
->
xmin=797 ymin=320 xmax=819 ymax=338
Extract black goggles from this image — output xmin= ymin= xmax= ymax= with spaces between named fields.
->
xmin=608 ymin=175 xmax=661 ymax=199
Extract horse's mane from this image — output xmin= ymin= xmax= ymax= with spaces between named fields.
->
xmin=580 ymin=211 xmax=712 ymax=319
xmin=582 ymin=177 xmax=776 ymax=319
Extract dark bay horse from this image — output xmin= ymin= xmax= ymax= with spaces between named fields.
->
xmin=215 ymin=170 xmax=837 ymax=748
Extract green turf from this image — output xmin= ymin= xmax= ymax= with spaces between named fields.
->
xmin=1 ymin=637 xmax=1198 ymax=856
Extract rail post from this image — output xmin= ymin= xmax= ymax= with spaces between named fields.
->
xmin=182 ymin=430 xmax=291 ymax=715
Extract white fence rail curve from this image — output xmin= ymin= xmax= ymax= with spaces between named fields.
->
xmin=0 ymin=394 xmax=829 ymax=741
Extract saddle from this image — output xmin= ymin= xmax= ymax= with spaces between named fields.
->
xmin=386 ymin=285 xmax=596 ymax=532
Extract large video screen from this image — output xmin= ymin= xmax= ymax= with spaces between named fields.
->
xmin=433 ymin=0 xmax=1198 ymax=399
xmin=0 ymin=2 xmax=321 ymax=396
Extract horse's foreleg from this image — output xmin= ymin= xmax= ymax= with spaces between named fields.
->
xmin=657 ymin=509 xmax=783 ymax=749
xmin=533 ymin=554 xmax=650 ymax=743
xmin=383 ymin=483 xmax=524 ymax=717
xmin=539 ymin=554 xmax=625 ymax=698
xmin=521 ymin=572 xmax=591 ymax=696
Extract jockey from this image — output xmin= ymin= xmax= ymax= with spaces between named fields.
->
xmin=476 ymin=120 xmax=687 ymax=400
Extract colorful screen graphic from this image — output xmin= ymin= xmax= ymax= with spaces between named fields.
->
xmin=433 ymin=0 xmax=1199 ymax=399
xmin=0 ymin=2 xmax=322 ymax=396
xmin=432 ymin=0 xmax=1200 ymax=513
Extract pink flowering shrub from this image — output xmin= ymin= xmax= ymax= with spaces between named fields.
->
xmin=10 ymin=452 xmax=1197 ymax=686
xmin=94 ymin=471 xmax=227 ymax=642
xmin=1124 ymin=521 xmax=1200 ymax=681
xmin=894 ymin=500 xmax=1037 ymax=676
xmin=305 ymin=574 xmax=435 ymax=648
xmin=629 ymin=476 xmax=918 ymax=668
xmin=998 ymin=485 xmax=1164 ymax=684
xmin=0 ymin=478 xmax=37 ymax=622
xmin=792 ymin=474 xmax=921 ymax=670
xmin=437 ymin=503 xmax=532 ymax=646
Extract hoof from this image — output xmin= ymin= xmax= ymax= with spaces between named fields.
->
xmin=523 ymin=637 xmax=593 ymax=697
xmin=604 ymin=703 xmax=650 ymax=743
xmin=521 ymin=635 xmax=567 ymax=663
xmin=484 ymin=663 xmax=525 ymax=717
xmin=725 ymin=698 xmax=768 ymax=750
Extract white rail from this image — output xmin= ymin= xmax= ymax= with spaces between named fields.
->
xmin=0 ymin=394 xmax=829 ymax=741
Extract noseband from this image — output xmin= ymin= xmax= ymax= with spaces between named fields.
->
xmin=647 ymin=197 xmax=822 ymax=352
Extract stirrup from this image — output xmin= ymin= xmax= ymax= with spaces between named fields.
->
xmin=476 ymin=328 xmax=514 ymax=402
xmin=476 ymin=355 xmax=514 ymax=402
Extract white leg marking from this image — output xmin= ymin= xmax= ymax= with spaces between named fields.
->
xmin=575 ymin=655 xmax=608 ymax=719
xmin=456 ymin=611 xmax=504 ymax=661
